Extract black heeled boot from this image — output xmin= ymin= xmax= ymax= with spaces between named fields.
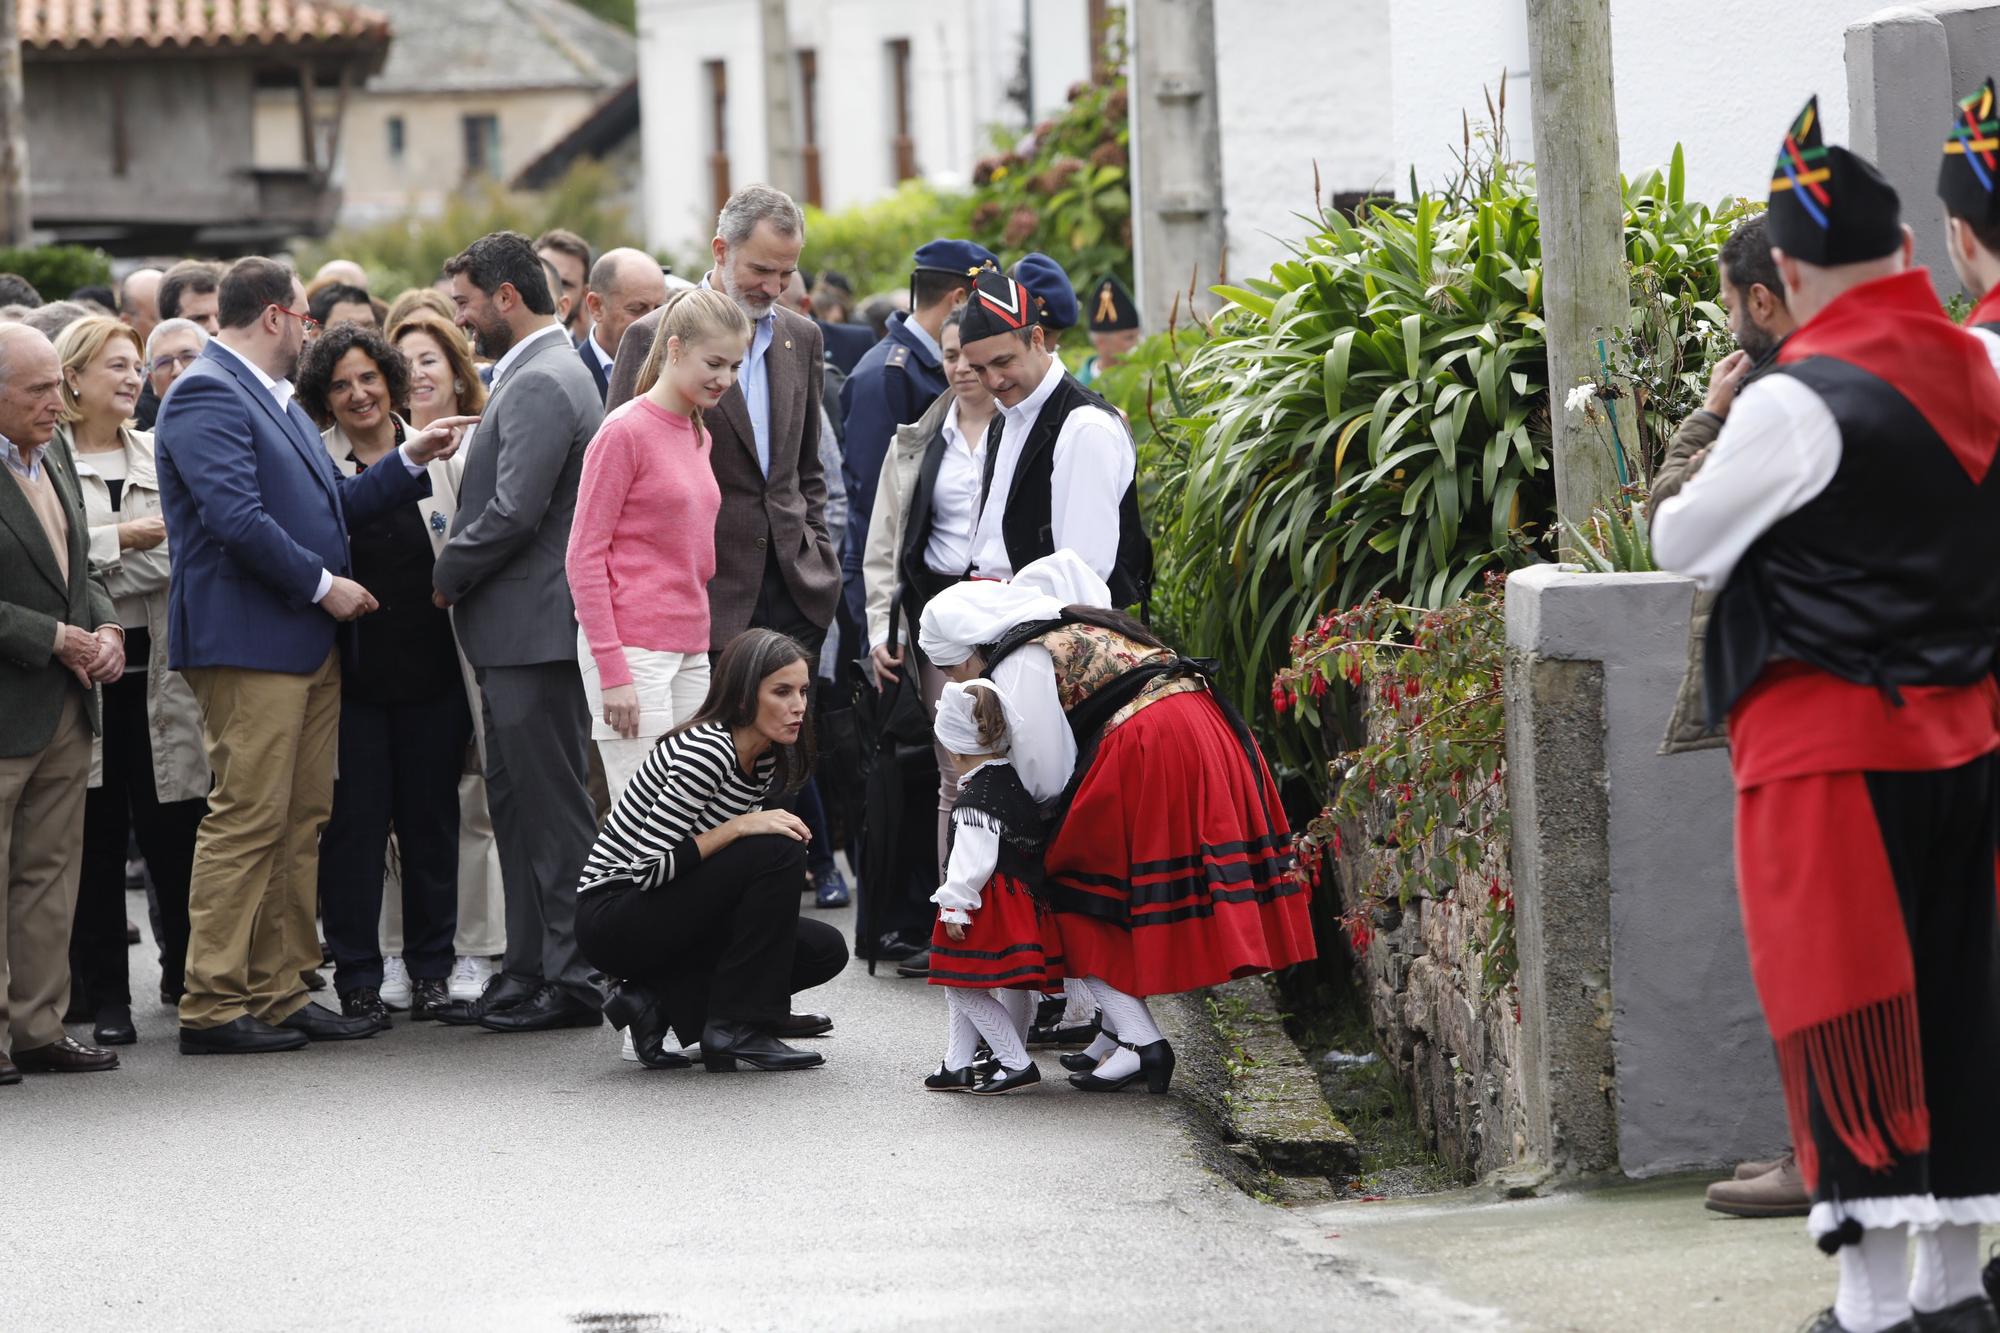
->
xmin=603 ymin=982 xmax=688 ymax=1070
xmin=700 ymin=1021 xmax=825 ymax=1072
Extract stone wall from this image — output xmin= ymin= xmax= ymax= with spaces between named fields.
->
xmin=1335 ymin=746 xmax=1530 ymax=1182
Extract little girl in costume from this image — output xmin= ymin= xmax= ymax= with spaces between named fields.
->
xmin=923 ymin=679 xmax=1063 ymax=1096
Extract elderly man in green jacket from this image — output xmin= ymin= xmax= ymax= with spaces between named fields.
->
xmin=0 ymin=323 xmax=126 ymax=1083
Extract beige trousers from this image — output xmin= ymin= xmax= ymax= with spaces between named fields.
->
xmin=380 ymin=773 xmax=506 ymax=957
xmin=0 ymin=690 xmax=91 ymax=1051
xmin=180 ymin=651 xmax=339 ymax=1029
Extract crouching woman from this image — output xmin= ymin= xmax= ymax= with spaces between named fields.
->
xmin=576 ymin=629 xmax=847 ymax=1072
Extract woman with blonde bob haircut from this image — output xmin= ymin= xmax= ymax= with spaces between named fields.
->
xmin=567 ymin=286 xmax=753 ymax=798
xmin=55 ymin=315 xmax=212 ymax=1044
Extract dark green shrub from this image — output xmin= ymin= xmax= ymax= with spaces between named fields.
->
xmin=0 ymin=245 xmax=113 ymax=303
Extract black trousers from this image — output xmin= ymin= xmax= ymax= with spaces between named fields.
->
xmin=577 ymin=833 xmax=848 ymax=1043
xmin=71 ymin=628 xmax=206 ymax=1010
xmin=318 ymin=688 xmax=471 ymax=992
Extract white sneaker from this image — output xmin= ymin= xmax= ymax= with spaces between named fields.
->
xmin=380 ymin=956 xmax=413 ymax=1010
xmin=620 ymin=1028 xmax=638 ymax=1062
xmin=448 ymin=955 xmax=496 ymax=1002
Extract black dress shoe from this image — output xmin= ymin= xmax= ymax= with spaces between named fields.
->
xmin=1915 ymin=1296 xmax=2000 ymax=1332
xmin=339 ymin=988 xmax=391 ymax=1031
xmin=0 ymin=1053 xmax=18 ymax=1085
xmin=180 ymin=1015 xmax=309 ymax=1055
xmin=278 ymin=1001 xmax=380 ymax=1042
xmin=1059 ymin=1051 xmax=1100 ymax=1073
xmin=775 ymin=1012 xmax=833 ymax=1038
xmin=409 ymin=978 xmax=451 ymax=1022
xmin=437 ymin=971 xmax=540 ymax=1026
xmin=894 ymin=950 xmax=932 ymax=979
xmin=973 ymin=1062 xmax=1042 ymax=1095
xmin=13 ymin=1035 xmax=120 ymax=1072
xmin=477 ymin=983 xmax=603 ymax=1033
xmin=93 ymin=1004 xmax=137 ymax=1046
xmin=700 ymin=1021 xmax=824 ymax=1072
xmin=603 ymin=982 xmax=689 ymax=1069
xmin=924 ymin=1062 xmax=976 ymax=1092
xmin=871 ymin=930 xmax=928 ymax=962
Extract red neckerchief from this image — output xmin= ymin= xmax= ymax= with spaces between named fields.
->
xmin=1778 ymin=266 xmax=2000 ymax=484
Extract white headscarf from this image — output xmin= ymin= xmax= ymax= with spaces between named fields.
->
xmin=933 ymin=681 xmax=989 ymax=754
xmin=917 ymin=549 xmax=1108 ymax=666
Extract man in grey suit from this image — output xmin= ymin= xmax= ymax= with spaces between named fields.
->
xmin=433 ymin=232 xmax=605 ymax=1033
xmin=605 ymin=185 xmax=840 ymax=661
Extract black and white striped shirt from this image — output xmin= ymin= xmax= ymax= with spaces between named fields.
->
xmin=576 ymin=721 xmax=774 ymax=893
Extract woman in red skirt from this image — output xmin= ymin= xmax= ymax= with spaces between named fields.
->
xmin=922 ymin=680 xmax=1063 ymax=1096
xmin=920 ymin=552 xmax=1316 ymax=1093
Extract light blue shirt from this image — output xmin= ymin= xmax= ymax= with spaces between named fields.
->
xmin=902 ymin=312 xmax=942 ymax=367
xmin=703 ymin=272 xmax=776 ymax=476
xmin=1 ymin=432 xmax=45 ymax=481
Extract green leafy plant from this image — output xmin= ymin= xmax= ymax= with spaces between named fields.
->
xmin=967 ymin=21 xmax=1131 ymax=290
xmin=801 ymin=182 xmax=974 ymax=300
xmin=1560 ymin=493 xmax=1655 ymax=572
xmin=0 ymin=245 xmax=112 ymax=302
xmin=1274 ymin=580 xmax=1516 ymax=990
xmin=297 ymin=161 xmax=651 ymax=300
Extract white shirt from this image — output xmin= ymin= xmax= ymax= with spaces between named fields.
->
xmin=967 ymin=358 xmax=1134 ymax=582
xmin=987 ymin=644 xmax=1076 ymax=805
xmin=924 ymin=399 xmax=989 ymax=575
xmin=489 ymin=321 xmax=568 ymax=387
xmin=586 ymin=327 xmax=617 ymax=373
xmin=1653 ymin=330 xmax=2000 ymax=590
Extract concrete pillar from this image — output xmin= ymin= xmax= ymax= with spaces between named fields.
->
xmin=1128 ymin=0 xmax=1225 ymax=327
xmin=1847 ymin=7 xmax=1953 ymax=299
xmin=1505 ymin=566 xmax=1788 ymax=1179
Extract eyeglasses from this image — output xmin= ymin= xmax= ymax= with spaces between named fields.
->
xmin=150 ymin=350 xmax=200 ymax=375
xmin=272 ymin=305 xmax=321 ymax=335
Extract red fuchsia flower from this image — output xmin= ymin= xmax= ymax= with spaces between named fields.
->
xmin=1348 ymin=919 xmax=1374 ymax=953
xmin=1383 ymin=681 xmax=1400 ymax=710
xmin=1488 ymin=875 xmax=1503 ymax=903
xmin=1406 ymin=677 xmax=1422 ymax=698
xmin=1348 ymin=660 xmax=1363 ymax=687
xmin=1332 ymin=827 xmax=1344 ymax=857
xmin=1399 ymin=783 xmax=1413 ymax=802
xmin=1309 ymin=671 xmax=1329 ymax=698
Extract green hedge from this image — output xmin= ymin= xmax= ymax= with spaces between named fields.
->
xmin=801 ymin=182 xmax=972 ymax=300
xmin=0 ymin=245 xmax=113 ymax=302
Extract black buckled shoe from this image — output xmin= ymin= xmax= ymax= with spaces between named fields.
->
xmin=436 ymin=970 xmax=540 ymax=1026
xmin=924 ymin=1062 xmax=977 ymax=1092
xmin=972 ymin=1062 xmax=1041 ymax=1096
xmin=408 ymin=979 xmax=451 ymax=1022
xmin=699 ymin=1021 xmax=824 ymax=1072
xmin=339 ymin=988 xmax=391 ymax=1031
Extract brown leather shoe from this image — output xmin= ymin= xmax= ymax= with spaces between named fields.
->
xmin=0 ymin=1052 xmax=19 ymax=1085
xmin=12 ymin=1035 xmax=120 ymax=1073
xmin=1706 ymin=1152 xmax=1808 ymax=1217
xmin=1733 ymin=1150 xmax=1792 ymax=1181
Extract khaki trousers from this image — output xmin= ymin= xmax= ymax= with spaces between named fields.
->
xmin=0 ymin=690 xmax=91 ymax=1051
xmin=180 ymin=651 xmax=340 ymax=1029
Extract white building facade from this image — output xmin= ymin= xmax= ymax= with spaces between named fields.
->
xmin=636 ymin=0 xmax=1095 ymax=256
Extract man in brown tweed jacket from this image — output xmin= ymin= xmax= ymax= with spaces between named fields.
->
xmin=605 ymin=184 xmax=839 ymax=660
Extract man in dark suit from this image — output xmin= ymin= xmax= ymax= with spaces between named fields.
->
xmin=155 ymin=258 xmax=471 ymax=1056
xmin=434 ymin=231 xmax=607 ymax=1033
xmin=0 ymin=325 xmax=125 ymax=1081
xmin=576 ymin=248 xmax=665 ymax=404
xmin=606 ymin=185 xmax=838 ymax=661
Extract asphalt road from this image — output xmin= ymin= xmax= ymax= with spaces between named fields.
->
xmin=2 ymin=891 xmax=1485 ymax=1333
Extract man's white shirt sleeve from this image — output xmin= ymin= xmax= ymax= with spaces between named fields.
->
xmin=1651 ymin=374 xmax=1843 ymax=592
xmin=1049 ymin=407 xmax=1135 ymax=581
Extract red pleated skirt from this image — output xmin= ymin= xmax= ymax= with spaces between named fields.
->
xmin=927 ymin=873 xmax=1066 ymax=991
xmin=1045 ymin=688 xmax=1315 ymax=997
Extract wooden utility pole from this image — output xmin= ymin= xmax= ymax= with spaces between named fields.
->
xmin=1128 ymin=0 xmax=1225 ymax=328
xmin=0 ymin=0 xmax=30 ymax=245
xmin=1527 ymin=0 xmax=1626 ymax=527
xmin=758 ymin=0 xmax=802 ymax=202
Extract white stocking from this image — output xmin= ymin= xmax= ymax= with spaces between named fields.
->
xmin=997 ymin=988 xmax=1034 ymax=1040
xmin=949 ymin=989 xmax=1030 ymax=1070
xmin=1909 ymin=1222 xmax=1983 ymax=1314
xmin=1061 ymin=977 xmax=1096 ymax=1025
xmin=942 ymin=996 xmax=979 ymax=1069
xmin=1835 ymin=1224 xmax=1911 ymax=1333
xmin=1084 ymin=976 xmax=1163 ymax=1046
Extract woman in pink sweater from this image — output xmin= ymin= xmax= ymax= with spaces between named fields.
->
xmin=568 ymin=287 xmax=753 ymax=798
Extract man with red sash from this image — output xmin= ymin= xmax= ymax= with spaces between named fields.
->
xmin=1655 ymin=97 xmax=2000 ymax=1333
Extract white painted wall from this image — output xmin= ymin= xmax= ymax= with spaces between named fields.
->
xmin=636 ymin=0 xmax=1091 ymax=256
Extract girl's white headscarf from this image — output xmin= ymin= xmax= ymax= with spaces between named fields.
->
xmin=917 ymin=549 xmax=1112 ymax=667
xmin=933 ymin=680 xmax=990 ymax=755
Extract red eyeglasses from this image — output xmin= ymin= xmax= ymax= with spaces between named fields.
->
xmin=272 ymin=305 xmax=321 ymax=335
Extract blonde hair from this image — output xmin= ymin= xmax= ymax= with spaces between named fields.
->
xmin=636 ymin=286 xmax=753 ymax=435
xmin=389 ymin=311 xmax=487 ymax=417
xmin=54 ymin=315 xmax=144 ymax=426
xmin=968 ymin=683 xmax=1010 ymax=755
xmin=385 ymin=286 xmax=453 ymax=333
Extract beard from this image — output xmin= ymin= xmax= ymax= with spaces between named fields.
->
xmin=718 ymin=265 xmax=773 ymax=319
xmin=469 ymin=313 xmax=515 ymax=360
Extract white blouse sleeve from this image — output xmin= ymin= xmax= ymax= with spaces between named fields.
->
xmin=988 ymin=644 xmax=1074 ymax=804
xmin=931 ymin=820 xmax=1000 ymax=924
xmin=1651 ymin=374 xmax=1842 ymax=592
xmin=1049 ymin=407 xmax=1136 ymax=582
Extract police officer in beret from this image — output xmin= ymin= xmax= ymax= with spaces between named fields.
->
xmin=837 ymin=238 xmax=998 ymax=635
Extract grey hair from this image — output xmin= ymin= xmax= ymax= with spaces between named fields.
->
xmin=20 ymin=300 xmax=92 ymax=342
xmin=147 ymin=317 xmax=211 ymax=363
xmin=716 ymin=184 xmax=804 ymax=251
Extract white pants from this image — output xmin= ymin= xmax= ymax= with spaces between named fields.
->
xmin=381 ymin=772 xmax=506 ymax=957
xmin=578 ymin=632 xmax=712 ymax=803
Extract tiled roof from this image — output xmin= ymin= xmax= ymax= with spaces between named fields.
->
xmin=361 ymin=0 xmax=633 ymax=95
xmin=21 ymin=0 xmax=392 ymax=56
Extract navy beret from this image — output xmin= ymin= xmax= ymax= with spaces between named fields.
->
xmin=913 ymin=239 xmax=999 ymax=278
xmin=1011 ymin=252 xmax=1078 ymax=330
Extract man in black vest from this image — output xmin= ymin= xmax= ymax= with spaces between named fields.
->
xmin=955 ymin=269 xmax=1148 ymax=604
xmin=1656 ymin=98 xmax=2000 ymax=1333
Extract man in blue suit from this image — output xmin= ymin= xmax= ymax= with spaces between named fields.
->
xmin=154 ymin=257 xmax=474 ymax=1056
